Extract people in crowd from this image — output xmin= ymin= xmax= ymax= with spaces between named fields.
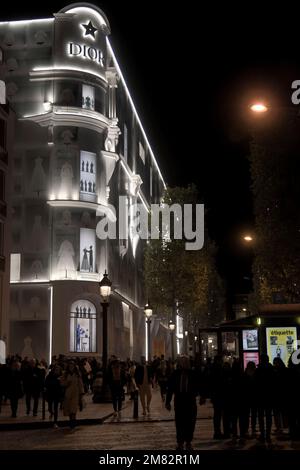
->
xmin=134 ymin=356 xmax=153 ymax=415
xmin=45 ymin=364 xmax=63 ymax=428
xmin=22 ymin=358 xmax=45 ymax=417
xmin=126 ymin=361 xmax=137 ymax=400
xmin=107 ymin=358 xmax=126 ymax=416
xmin=7 ymin=359 xmax=23 ymax=417
xmin=92 ymin=372 xmax=103 ymax=403
xmin=165 ymin=355 xmax=204 ymax=451
xmin=208 ymin=355 xmax=225 ymax=439
xmin=240 ymin=361 xmax=257 ymax=438
xmin=255 ymin=354 xmax=275 ymax=443
xmin=2 ymin=350 xmax=300 ymax=450
xmin=156 ymin=357 xmax=170 ymax=402
xmin=60 ymin=360 xmax=84 ymax=430
xmin=272 ymin=357 xmax=288 ymax=435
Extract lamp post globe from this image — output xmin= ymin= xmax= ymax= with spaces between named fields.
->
xmin=99 ymin=270 xmax=112 ymax=303
xmin=169 ymin=320 xmax=176 ymax=361
xmin=144 ymin=302 xmax=153 ymax=319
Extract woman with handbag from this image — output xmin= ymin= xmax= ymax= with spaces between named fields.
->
xmin=60 ymin=361 xmax=84 ymax=430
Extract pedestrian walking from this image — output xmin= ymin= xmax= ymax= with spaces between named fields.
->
xmin=134 ymin=356 xmax=153 ymax=415
xmin=156 ymin=359 xmax=170 ymax=402
xmin=45 ymin=364 xmax=63 ymax=427
xmin=107 ymin=358 xmax=126 ymax=416
xmin=165 ymin=356 xmax=203 ymax=451
xmin=60 ymin=360 xmax=84 ymax=430
xmin=255 ymin=354 xmax=275 ymax=443
xmin=22 ymin=358 xmax=44 ymax=416
xmin=7 ymin=359 xmax=23 ymax=418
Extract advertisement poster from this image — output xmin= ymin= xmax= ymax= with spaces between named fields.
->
xmin=243 ymin=351 xmax=259 ymax=369
xmin=266 ymin=327 xmax=297 ymax=366
xmin=242 ymin=329 xmax=258 ymax=350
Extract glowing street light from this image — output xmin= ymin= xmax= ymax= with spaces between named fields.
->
xmin=144 ymin=302 xmax=153 ymax=361
xmin=243 ymin=235 xmax=253 ymax=242
xmin=250 ymin=103 xmax=268 ymax=113
xmin=169 ymin=320 xmax=175 ymax=361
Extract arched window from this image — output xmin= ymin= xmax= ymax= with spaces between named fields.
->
xmin=70 ymin=300 xmax=96 ymax=353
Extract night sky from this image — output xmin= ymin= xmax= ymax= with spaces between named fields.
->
xmin=3 ymin=2 xmax=300 ymax=309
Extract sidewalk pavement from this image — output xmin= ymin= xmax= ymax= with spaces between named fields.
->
xmin=0 ymin=386 xmax=213 ymax=430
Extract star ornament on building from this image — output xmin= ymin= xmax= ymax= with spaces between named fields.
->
xmin=81 ymin=21 xmax=98 ymax=39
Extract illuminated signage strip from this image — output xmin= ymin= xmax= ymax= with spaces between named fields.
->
xmin=32 ymin=66 xmax=107 ymax=83
xmin=47 ymin=200 xmax=116 ymax=223
xmin=49 ymin=285 xmax=53 ymax=365
xmin=0 ymin=18 xmax=54 ymax=26
xmin=107 ymin=38 xmax=167 ymax=189
xmin=137 ymin=190 xmax=150 ymax=214
xmin=113 ymin=289 xmax=144 ymax=311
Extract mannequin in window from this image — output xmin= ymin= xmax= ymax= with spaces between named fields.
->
xmin=60 ymin=162 xmax=73 ymax=195
xmin=57 ymin=240 xmax=75 ymax=275
xmin=88 ymin=245 xmax=93 ymax=272
xmin=31 ymin=157 xmax=46 ymax=197
xmin=81 ymin=248 xmax=89 ymax=271
xmin=22 ymin=337 xmax=34 ymax=359
xmin=85 ymin=96 xmax=91 ymax=109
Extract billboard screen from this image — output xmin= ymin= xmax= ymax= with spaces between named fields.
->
xmin=266 ymin=327 xmax=297 ymax=366
xmin=242 ymin=329 xmax=258 ymax=350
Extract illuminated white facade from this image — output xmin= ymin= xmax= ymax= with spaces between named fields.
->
xmin=0 ymin=3 xmax=168 ymax=361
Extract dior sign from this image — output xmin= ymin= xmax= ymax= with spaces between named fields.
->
xmin=68 ymin=42 xmax=104 ymax=67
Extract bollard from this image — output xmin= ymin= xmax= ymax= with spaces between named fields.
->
xmin=133 ymin=389 xmax=139 ymax=419
xmin=42 ymin=390 xmax=46 ymax=420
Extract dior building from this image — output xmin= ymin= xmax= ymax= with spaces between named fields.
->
xmin=0 ymin=3 xmax=168 ymax=362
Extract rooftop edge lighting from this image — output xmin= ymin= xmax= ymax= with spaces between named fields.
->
xmin=107 ymin=38 xmax=166 ymax=189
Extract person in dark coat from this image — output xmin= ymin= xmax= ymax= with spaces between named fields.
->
xmin=272 ymin=357 xmax=288 ymax=434
xmin=0 ymin=363 xmax=8 ymax=413
xmin=240 ymin=361 xmax=257 ymax=438
xmin=287 ymin=360 xmax=300 ymax=439
xmin=156 ymin=359 xmax=170 ymax=402
xmin=208 ymin=355 xmax=225 ymax=439
xmin=22 ymin=359 xmax=44 ymax=416
xmin=165 ymin=356 xmax=203 ymax=451
xmin=7 ymin=360 xmax=23 ymax=417
xmin=107 ymin=358 xmax=126 ymax=416
xmin=255 ymin=354 xmax=275 ymax=443
xmin=45 ymin=364 xmax=63 ymax=427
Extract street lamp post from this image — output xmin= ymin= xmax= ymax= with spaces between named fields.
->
xmin=184 ymin=330 xmax=189 ymax=355
xmin=99 ymin=271 xmax=112 ymax=401
xmin=169 ymin=320 xmax=176 ymax=361
xmin=144 ymin=302 xmax=153 ymax=362
xmin=194 ymin=335 xmax=198 ymax=356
